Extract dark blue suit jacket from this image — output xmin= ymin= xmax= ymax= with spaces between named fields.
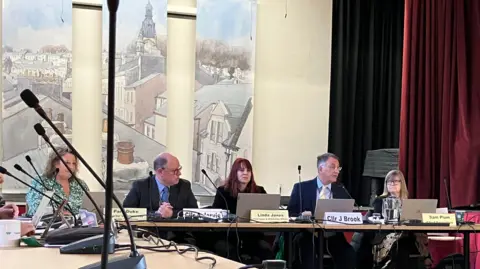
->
xmin=287 ymin=178 xmax=351 ymax=217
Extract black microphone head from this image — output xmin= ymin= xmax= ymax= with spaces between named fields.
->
xmin=297 ymin=165 xmax=301 ymax=171
xmin=25 ymin=155 xmax=32 ymax=162
xmin=34 ymin=123 xmax=46 ymax=136
xmin=149 ymin=171 xmax=153 ymax=177
xmin=201 ymin=169 xmax=207 ymax=175
xmin=0 ymin=166 xmax=8 ymax=174
xmin=20 ymin=89 xmax=39 ymax=108
xmin=13 ymin=164 xmax=22 ymax=171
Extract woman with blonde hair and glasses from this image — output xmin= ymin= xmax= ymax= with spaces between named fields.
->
xmin=25 ymin=147 xmax=89 ymax=216
xmin=369 ymin=170 xmax=432 ymax=269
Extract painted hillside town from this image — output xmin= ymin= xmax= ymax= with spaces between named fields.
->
xmin=1 ymin=0 xmax=255 ymax=196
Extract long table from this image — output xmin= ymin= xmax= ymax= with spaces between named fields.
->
xmin=124 ymin=221 xmax=480 ymax=269
xmin=0 ymin=232 xmax=244 ymax=268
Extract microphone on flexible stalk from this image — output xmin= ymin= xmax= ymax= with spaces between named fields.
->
xmin=21 ymin=0 xmax=145 ymax=264
xmin=25 ymin=155 xmax=47 ymax=189
xmin=201 ymin=169 xmax=234 ymax=221
xmin=337 ymin=183 xmax=360 ymax=209
xmin=25 ymin=103 xmax=144 ymax=268
xmin=14 ymin=164 xmax=50 ymax=191
xmin=0 ymin=166 xmax=77 ymax=224
xmin=295 ymin=165 xmax=311 ymax=223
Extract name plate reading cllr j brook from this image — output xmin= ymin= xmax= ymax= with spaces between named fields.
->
xmin=250 ymin=210 xmax=289 ymax=223
xmin=422 ymin=213 xmax=457 ymax=226
xmin=324 ymin=212 xmax=363 ymax=225
xmin=105 ymin=208 xmax=147 ymax=221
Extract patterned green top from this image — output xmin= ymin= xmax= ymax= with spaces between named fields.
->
xmin=25 ymin=176 xmax=89 ymax=216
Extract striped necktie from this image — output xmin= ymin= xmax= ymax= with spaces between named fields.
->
xmin=319 ymin=186 xmax=329 ymax=199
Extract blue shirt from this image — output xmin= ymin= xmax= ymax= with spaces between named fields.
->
xmin=316 ymin=176 xmax=332 ymax=200
xmin=155 ymin=176 xmax=169 ymax=203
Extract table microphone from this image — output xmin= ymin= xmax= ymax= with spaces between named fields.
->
xmin=24 ymin=101 xmax=144 ymax=268
xmin=295 ymin=165 xmax=311 ymax=223
xmin=0 ymin=166 xmax=77 ymax=224
xmin=201 ymin=169 xmax=234 ymax=221
xmin=22 ymin=53 xmax=145 ymax=269
xmin=25 ymin=155 xmax=47 ymax=189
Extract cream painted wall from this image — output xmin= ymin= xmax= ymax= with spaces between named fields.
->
xmin=166 ymin=0 xmax=197 ymax=178
xmin=252 ymin=0 xmax=333 ymax=196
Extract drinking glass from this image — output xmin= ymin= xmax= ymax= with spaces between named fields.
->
xmin=382 ymin=197 xmax=402 ymax=223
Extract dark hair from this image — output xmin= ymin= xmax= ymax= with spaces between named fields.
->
xmin=224 ymin=158 xmax=258 ymax=198
xmin=317 ymin=153 xmax=340 ymax=168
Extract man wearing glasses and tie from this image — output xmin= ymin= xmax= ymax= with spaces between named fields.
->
xmin=123 ymin=152 xmax=198 ymax=242
xmin=287 ymin=153 xmax=356 ymax=269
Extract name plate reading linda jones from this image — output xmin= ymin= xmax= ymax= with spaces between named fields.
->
xmin=250 ymin=210 xmax=289 ymax=223
xmin=324 ymin=212 xmax=363 ymax=225
xmin=182 ymin=208 xmax=228 ymax=219
xmin=106 ymin=208 xmax=147 ymax=221
xmin=422 ymin=213 xmax=457 ymax=226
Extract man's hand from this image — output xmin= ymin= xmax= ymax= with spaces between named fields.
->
xmin=157 ymin=202 xmax=173 ymax=218
xmin=0 ymin=173 xmax=4 ymax=184
xmin=21 ymin=222 xmax=35 ymax=237
xmin=0 ymin=204 xmax=19 ymax=219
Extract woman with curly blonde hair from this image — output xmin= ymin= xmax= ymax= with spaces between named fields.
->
xmin=25 ymin=147 xmax=89 ymax=216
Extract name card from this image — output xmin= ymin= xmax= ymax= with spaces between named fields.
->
xmin=105 ymin=208 xmax=147 ymax=221
xmin=182 ymin=208 xmax=228 ymax=219
xmin=250 ymin=210 xmax=289 ymax=223
xmin=422 ymin=213 xmax=457 ymax=226
xmin=324 ymin=212 xmax=363 ymax=225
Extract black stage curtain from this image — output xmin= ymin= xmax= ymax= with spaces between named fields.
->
xmin=328 ymin=0 xmax=404 ymax=205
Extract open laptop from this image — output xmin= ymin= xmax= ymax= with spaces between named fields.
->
xmin=314 ymin=199 xmax=355 ymax=222
xmin=236 ymin=193 xmax=281 ymax=222
xmin=400 ymin=199 xmax=438 ymax=221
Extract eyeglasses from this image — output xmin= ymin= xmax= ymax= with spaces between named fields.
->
xmin=324 ymin=165 xmax=342 ymax=172
xmin=387 ymin=180 xmax=401 ymax=185
xmin=163 ymin=166 xmax=182 ymax=175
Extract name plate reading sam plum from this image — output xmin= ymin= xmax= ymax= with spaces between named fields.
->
xmin=250 ymin=210 xmax=289 ymax=223
xmin=422 ymin=213 xmax=457 ymax=226
xmin=324 ymin=212 xmax=363 ymax=225
xmin=106 ymin=208 xmax=147 ymax=221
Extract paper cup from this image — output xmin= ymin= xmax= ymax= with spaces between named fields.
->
xmin=0 ymin=219 xmax=21 ymax=248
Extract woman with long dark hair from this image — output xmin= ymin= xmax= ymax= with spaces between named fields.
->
xmin=211 ymin=158 xmax=274 ymax=263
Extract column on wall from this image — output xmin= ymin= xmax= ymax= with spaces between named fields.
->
xmin=252 ymin=0 xmax=334 ymax=195
xmin=165 ymin=0 xmax=197 ymax=179
xmin=71 ymin=1 xmax=103 ymax=190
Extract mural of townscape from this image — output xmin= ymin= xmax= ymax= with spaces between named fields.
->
xmin=1 ymin=0 xmax=255 ymax=196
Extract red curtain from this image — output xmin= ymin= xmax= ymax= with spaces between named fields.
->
xmin=400 ymin=0 xmax=480 ymax=207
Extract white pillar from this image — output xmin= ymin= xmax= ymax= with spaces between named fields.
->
xmin=252 ymin=0 xmax=333 ymax=195
xmin=72 ymin=1 xmax=103 ymax=191
xmin=166 ymin=0 xmax=197 ymax=179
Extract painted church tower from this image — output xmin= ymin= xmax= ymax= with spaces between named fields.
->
xmin=136 ymin=1 xmax=161 ymax=56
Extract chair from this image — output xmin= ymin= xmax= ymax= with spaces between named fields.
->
xmin=434 ymin=254 xmax=465 ymax=269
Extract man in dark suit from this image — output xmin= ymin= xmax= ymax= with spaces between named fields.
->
xmin=123 ymin=152 xmax=198 ymax=242
xmin=287 ymin=153 xmax=356 ymax=269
